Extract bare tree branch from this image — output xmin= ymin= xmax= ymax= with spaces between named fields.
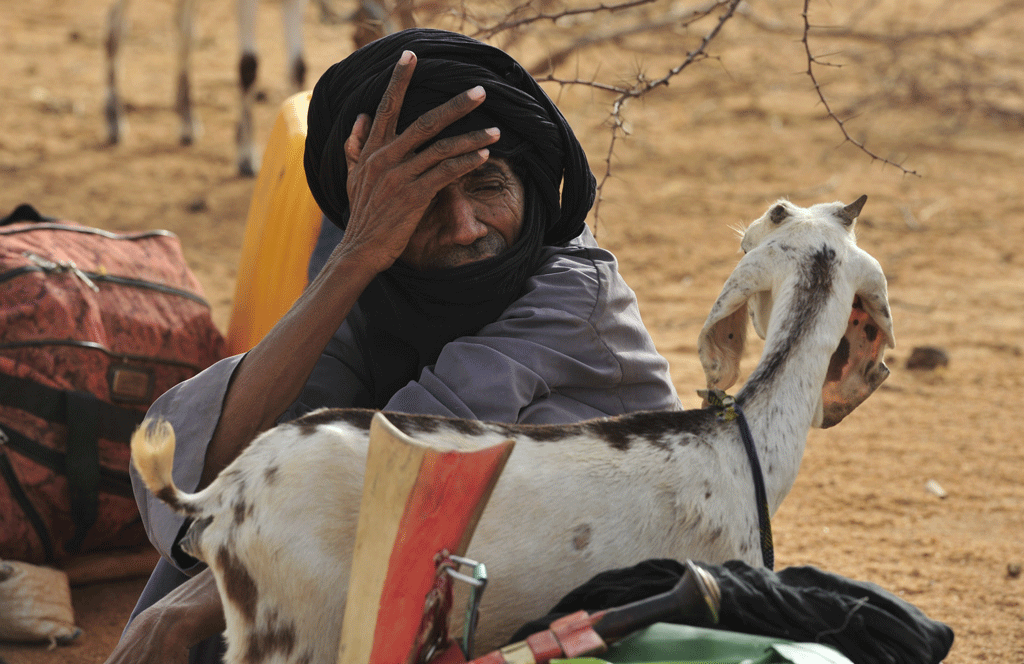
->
xmin=526 ymin=0 xmax=728 ymax=74
xmin=472 ymin=0 xmax=659 ymax=39
xmin=801 ymin=0 xmax=919 ymax=176
xmin=531 ymin=75 xmax=627 ymax=94
xmin=743 ymin=0 xmax=1024 ymax=48
xmin=508 ymin=0 xmax=740 ymax=228
xmin=593 ymin=0 xmax=742 ymax=223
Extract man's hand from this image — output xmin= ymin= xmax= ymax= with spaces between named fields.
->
xmin=104 ymin=568 xmax=225 ymax=664
xmin=204 ymin=50 xmax=503 ymax=478
xmin=337 ymin=49 xmax=502 ymax=276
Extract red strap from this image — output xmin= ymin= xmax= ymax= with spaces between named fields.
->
xmin=550 ymin=611 xmax=607 ymax=659
xmin=461 ymin=610 xmax=607 ymax=664
xmin=525 ymin=629 xmax=562 ymax=664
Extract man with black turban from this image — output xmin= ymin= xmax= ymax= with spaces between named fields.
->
xmin=108 ymin=29 xmax=679 ymax=664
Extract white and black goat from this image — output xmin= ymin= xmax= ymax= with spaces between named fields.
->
xmin=131 ymin=196 xmax=895 ymax=663
xmin=104 ymin=0 xmax=310 ymax=176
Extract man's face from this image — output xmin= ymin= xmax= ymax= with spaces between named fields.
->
xmin=399 ymin=157 xmax=525 ymax=271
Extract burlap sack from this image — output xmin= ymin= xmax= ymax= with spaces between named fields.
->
xmin=0 ymin=560 xmax=81 ymax=646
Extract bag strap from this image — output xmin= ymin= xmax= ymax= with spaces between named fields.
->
xmin=65 ymin=391 xmax=101 ymax=554
xmin=0 ymin=443 xmax=56 ymax=562
xmin=0 ymin=373 xmax=147 ymax=556
xmin=0 ymin=372 xmax=145 ymax=442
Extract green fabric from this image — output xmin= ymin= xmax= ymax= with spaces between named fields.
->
xmin=555 ymin=623 xmax=854 ymax=664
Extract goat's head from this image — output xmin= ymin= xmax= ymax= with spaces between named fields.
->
xmin=698 ymin=196 xmax=895 ymax=428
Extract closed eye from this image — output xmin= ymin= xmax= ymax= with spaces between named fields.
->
xmin=470 ymin=179 xmax=507 ymax=194
xmin=463 ymin=161 xmax=513 ymax=196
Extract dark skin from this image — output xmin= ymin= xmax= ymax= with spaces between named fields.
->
xmin=104 ymin=51 xmax=526 ymax=664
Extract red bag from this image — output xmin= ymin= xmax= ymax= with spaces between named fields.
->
xmin=0 ymin=206 xmax=225 ymax=563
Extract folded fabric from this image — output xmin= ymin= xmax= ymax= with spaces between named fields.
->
xmin=506 ymin=559 xmax=953 ymax=664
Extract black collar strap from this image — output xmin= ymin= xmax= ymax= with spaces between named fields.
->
xmin=699 ymin=389 xmax=775 ymax=570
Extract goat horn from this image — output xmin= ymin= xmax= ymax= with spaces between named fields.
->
xmin=837 ymin=195 xmax=868 ymax=225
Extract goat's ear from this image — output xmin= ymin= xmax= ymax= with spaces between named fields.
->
xmin=699 ymin=249 xmax=773 ymax=390
xmin=818 ymin=253 xmax=895 ymax=428
xmin=854 ymin=257 xmax=895 ymax=350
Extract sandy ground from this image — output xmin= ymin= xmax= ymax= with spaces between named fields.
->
xmin=1 ymin=0 xmax=1022 ymax=662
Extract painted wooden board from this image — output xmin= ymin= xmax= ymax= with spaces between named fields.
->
xmin=337 ymin=412 xmax=515 ymax=664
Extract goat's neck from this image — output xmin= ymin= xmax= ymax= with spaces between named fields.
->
xmin=736 ymin=277 xmax=854 ymax=512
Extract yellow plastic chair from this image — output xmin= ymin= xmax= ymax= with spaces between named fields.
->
xmin=225 ymin=91 xmax=323 ymax=355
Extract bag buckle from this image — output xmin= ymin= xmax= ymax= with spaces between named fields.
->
xmin=442 ymin=554 xmax=488 ymax=660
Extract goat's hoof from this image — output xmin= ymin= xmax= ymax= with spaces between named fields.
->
xmin=179 ymin=130 xmax=201 ymax=147
xmin=179 ymin=119 xmax=203 ymax=147
xmin=237 ymin=148 xmax=260 ymax=177
xmin=237 ymin=159 xmax=257 ymax=178
xmin=105 ymin=120 xmax=126 ymax=145
xmin=104 ymin=99 xmax=125 ymax=144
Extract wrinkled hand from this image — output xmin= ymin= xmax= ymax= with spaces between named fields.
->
xmin=337 ymin=50 xmax=501 ymax=275
xmin=103 ymin=568 xmax=224 ymax=664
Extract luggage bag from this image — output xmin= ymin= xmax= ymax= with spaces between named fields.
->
xmin=0 ymin=212 xmax=225 ymax=563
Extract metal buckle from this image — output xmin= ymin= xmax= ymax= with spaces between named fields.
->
xmin=444 ymin=554 xmax=488 ymax=660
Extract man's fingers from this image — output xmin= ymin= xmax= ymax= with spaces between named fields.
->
xmin=357 ymin=53 xmax=488 ymax=170
xmin=409 ymin=126 xmax=500 ymax=175
xmin=366 ymin=50 xmax=415 ymax=147
xmin=396 ymin=85 xmax=486 ymax=154
xmin=416 ymin=147 xmax=492 ymax=193
xmin=344 ymin=114 xmax=371 ymax=170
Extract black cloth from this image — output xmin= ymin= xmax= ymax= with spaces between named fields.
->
xmin=506 ymin=559 xmax=954 ymax=664
xmin=303 ymin=29 xmax=596 ymax=406
xmin=0 ymin=203 xmax=54 ymax=225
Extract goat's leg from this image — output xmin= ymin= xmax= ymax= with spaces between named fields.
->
xmin=174 ymin=0 xmax=201 ymax=145
xmin=352 ymin=0 xmax=392 ymax=49
xmin=283 ymin=0 xmax=309 ymax=91
xmin=236 ymin=0 xmax=259 ymax=176
xmin=104 ymin=0 xmax=130 ymax=144
xmin=393 ymin=0 xmax=415 ymax=31
xmin=314 ymin=0 xmax=346 ymax=24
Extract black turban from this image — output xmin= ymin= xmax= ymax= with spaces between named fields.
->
xmin=302 ymin=29 xmax=597 ymax=406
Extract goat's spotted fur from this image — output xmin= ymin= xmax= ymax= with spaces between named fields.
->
xmin=133 ymin=197 xmax=894 ymax=663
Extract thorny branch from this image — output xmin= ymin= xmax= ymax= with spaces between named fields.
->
xmin=801 ymin=0 xmax=919 ymax=176
xmin=742 ymin=0 xmax=1024 ymax=132
xmin=381 ymin=0 xmax=944 ymax=225
xmin=743 ymin=0 xmax=1024 ymax=48
xmin=524 ymin=0 xmax=728 ymax=74
xmin=352 ymin=0 xmax=1024 ymax=226
xmin=472 ymin=0 xmax=658 ymax=39
xmin=533 ymin=0 xmax=742 ymax=224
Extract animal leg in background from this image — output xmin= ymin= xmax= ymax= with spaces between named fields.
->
xmin=236 ymin=0 xmax=309 ymax=176
xmin=104 ymin=0 xmax=310 ymax=177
